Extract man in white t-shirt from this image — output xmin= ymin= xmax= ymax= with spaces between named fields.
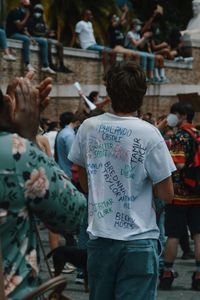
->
xmin=73 ymin=10 xmax=111 ymax=53
xmin=68 ymin=61 xmax=176 ymax=300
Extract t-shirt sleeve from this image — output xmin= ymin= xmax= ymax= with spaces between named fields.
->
xmin=68 ymin=125 xmax=85 ymax=167
xmin=75 ymin=21 xmax=83 ymax=34
xmin=145 ymin=140 xmax=176 ymax=184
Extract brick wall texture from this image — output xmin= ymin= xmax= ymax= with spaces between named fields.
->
xmin=1 ymin=44 xmax=200 ymax=123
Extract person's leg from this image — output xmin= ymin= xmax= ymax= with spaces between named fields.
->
xmin=0 ymin=29 xmax=16 ymax=61
xmin=160 ymin=204 xmax=187 ymax=289
xmin=47 ymin=39 xmax=55 ymax=69
xmin=33 ymin=36 xmax=49 ymax=67
xmin=11 ymin=33 xmax=30 ymax=65
xmin=0 ymin=28 xmax=8 ymax=51
xmin=158 ymin=212 xmax=166 ymax=270
xmin=48 ymin=231 xmax=60 ymax=250
xmin=188 ymin=205 xmax=200 ymax=290
xmin=145 ymin=52 xmax=155 ymax=80
xmin=115 ymin=239 xmax=159 ymax=300
xmin=87 ymin=238 xmax=119 ymax=300
xmin=132 ymin=51 xmax=147 ymax=75
xmin=76 ymin=205 xmax=89 ymax=284
xmin=87 ymin=44 xmax=111 ymax=53
xmin=180 ymin=225 xmax=193 ymax=259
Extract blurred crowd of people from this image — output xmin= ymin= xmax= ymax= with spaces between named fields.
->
xmin=0 ymin=0 xmax=194 ymax=82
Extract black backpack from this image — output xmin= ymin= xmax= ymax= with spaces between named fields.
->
xmin=180 ymin=127 xmax=200 ymax=194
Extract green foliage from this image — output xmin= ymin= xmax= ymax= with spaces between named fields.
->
xmin=5 ymin=0 xmax=194 ymax=45
xmin=43 ymin=0 xmax=117 ymax=45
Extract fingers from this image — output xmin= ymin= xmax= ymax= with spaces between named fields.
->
xmin=40 ymin=97 xmax=50 ymax=111
xmin=3 ymin=94 xmax=15 ymax=121
xmin=37 ymin=77 xmax=53 ymax=92
xmin=25 ymin=71 xmax=35 ymax=81
xmin=6 ymin=78 xmax=20 ymax=96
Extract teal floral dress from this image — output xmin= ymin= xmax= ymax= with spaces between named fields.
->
xmin=0 ymin=132 xmax=86 ymax=299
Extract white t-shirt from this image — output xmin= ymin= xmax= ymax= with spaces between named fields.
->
xmin=43 ymin=131 xmax=57 ymax=157
xmin=75 ymin=20 xmax=96 ymax=49
xmin=124 ymin=31 xmax=141 ymax=50
xmin=69 ymin=113 xmax=176 ymax=241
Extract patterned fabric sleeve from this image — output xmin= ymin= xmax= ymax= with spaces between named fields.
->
xmin=14 ymin=134 xmax=87 ymax=234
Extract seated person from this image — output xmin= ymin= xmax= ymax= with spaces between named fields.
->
xmin=124 ymin=19 xmax=155 ymax=81
xmin=125 ymin=19 xmax=168 ymax=82
xmin=6 ymin=0 xmax=56 ymax=74
xmin=72 ymin=9 xmax=111 ymax=53
xmin=27 ymin=4 xmax=73 ymax=73
xmin=0 ymin=27 xmax=16 ymax=61
xmin=0 ymin=74 xmax=86 ymax=299
xmin=107 ymin=5 xmax=140 ymax=61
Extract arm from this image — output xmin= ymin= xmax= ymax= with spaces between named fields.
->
xmin=15 ymin=10 xmax=30 ymax=31
xmin=36 ymin=135 xmax=52 ymax=157
xmin=153 ymin=176 xmax=174 ymax=203
xmin=70 ymin=31 xmax=79 ymax=47
xmin=78 ymin=166 xmax=88 ymax=193
xmin=151 ymin=39 xmax=169 ymax=51
xmin=120 ymin=3 xmax=129 ymax=25
xmin=22 ymin=142 xmax=87 ymax=234
xmin=141 ymin=7 xmax=160 ymax=34
xmin=128 ymin=31 xmax=152 ymax=48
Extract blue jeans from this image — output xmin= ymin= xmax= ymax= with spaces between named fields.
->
xmin=133 ymin=50 xmax=155 ymax=71
xmin=11 ymin=33 xmax=49 ymax=67
xmin=87 ymin=238 xmax=159 ymax=300
xmin=0 ymin=28 xmax=8 ymax=50
xmin=87 ymin=44 xmax=111 ymax=53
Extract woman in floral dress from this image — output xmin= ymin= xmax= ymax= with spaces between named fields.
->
xmin=0 ymin=74 xmax=86 ymax=299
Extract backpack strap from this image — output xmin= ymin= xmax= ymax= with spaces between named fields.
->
xmin=181 ymin=127 xmax=200 ymax=166
xmin=181 ymin=126 xmax=199 ymax=140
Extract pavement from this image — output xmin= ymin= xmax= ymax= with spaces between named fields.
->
xmin=39 ymin=229 xmax=200 ymax=300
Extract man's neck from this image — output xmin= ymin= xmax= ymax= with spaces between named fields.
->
xmin=113 ymin=111 xmax=137 ymax=117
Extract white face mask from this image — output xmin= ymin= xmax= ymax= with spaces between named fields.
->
xmin=34 ymin=12 xmax=42 ymax=18
xmin=167 ymin=113 xmax=179 ymax=127
xmin=135 ymin=25 xmax=141 ymax=32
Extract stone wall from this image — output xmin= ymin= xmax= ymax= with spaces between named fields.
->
xmin=1 ymin=39 xmax=200 ymax=123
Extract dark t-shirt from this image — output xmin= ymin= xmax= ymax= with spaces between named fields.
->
xmin=27 ymin=17 xmax=47 ymax=37
xmin=6 ymin=7 xmax=26 ymax=37
xmin=108 ymin=24 xmax=124 ymax=48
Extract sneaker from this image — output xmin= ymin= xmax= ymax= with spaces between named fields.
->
xmin=153 ymin=76 xmax=161 ymax=84
xmin=159 ymin=270 xmax=175 ymax=290
xmin=174 ymin=56 xmax=184 ymax=62
xmin=26 ymin=64 xmax=36 ymax=72
xmin=41 ymin=66 xmax=56 ymax=74
xmin=3 ymin=54 xmax=16 ymax=61
xmin=61 ymin=263 xmax=76 ymax=274
xmin=183 ymin=57 xmax=194 ymax=63
xmin=58 ymin=65 xmax=73 ymax=74
xmin=75 ymin=272 xmax=84 ymax=284
xmin=160 ymin=76 xmax=170 ymax=84
xmin=192 ymin=272 xmax=200 ymax=290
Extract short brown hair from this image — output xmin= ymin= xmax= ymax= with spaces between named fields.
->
xmin=104 ymin=61 xmax=147 ymax=113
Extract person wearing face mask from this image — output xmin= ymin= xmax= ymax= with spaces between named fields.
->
xmin=27 ymin=4 xmax=73 ymax=73
xmin=159 ymin=102 xmax=200 ymax=291
xmin=124 ymin=19 xmax=156 ymax=82
xmin=6 ymin=0 xmax=56 ymax=74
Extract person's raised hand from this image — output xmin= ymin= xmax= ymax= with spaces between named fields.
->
xmin=2 ymin=72 xmax=52 ymax=140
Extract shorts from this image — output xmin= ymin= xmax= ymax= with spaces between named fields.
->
xmin=165 ymin=204 xmax=200 ymax=238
